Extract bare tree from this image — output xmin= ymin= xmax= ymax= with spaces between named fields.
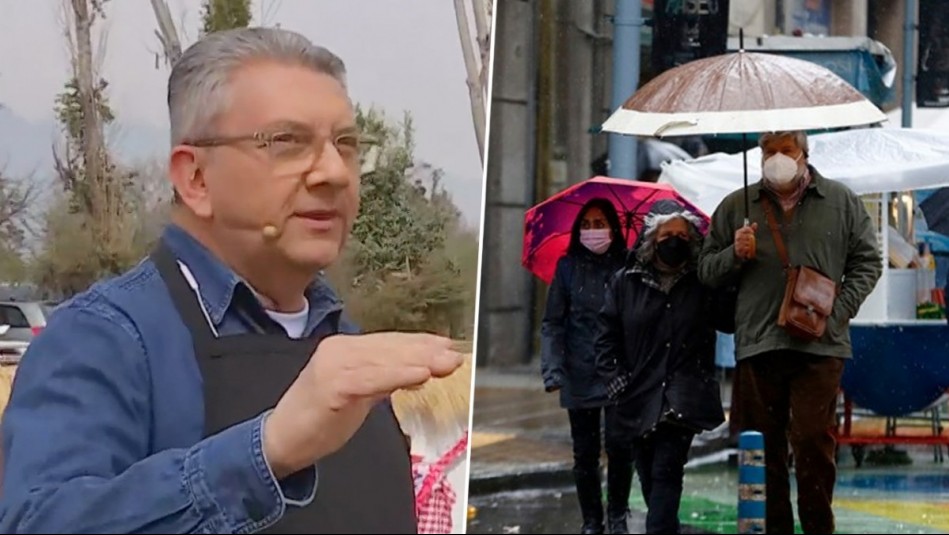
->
xmin=70 ymin=0 xmax=106 ymax=221
xmin=34 ymin=0 xmax=144 ymax=295
xmin=0 ymin=171 xmax=37 ymax=251
xmin=453 ymin=0 xmax=491 ymax=164
xmin=151 ymin=0 xmax=253 ymax=68
xmin=472 ymin=0 xmax=491 ymax=104
xmin=151 ymin=0 xmax=183 ymax=67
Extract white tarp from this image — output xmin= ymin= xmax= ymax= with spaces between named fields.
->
xmin=658 ymin=127 xmax=949 ymax=216
xmin=885 ymin=105 xmax=949 ymax=131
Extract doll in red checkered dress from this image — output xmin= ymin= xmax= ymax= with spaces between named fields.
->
xmin=392 ymin=354 xmax=472 ymax=534
xmin=412 ymin=432 xmax=469 ymax=533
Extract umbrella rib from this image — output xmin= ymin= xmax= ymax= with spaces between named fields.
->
xmin=606 ymin=183 xmax=635 ymax=241
xmin=606 ymin=184 xmax=632 ymax=212
xmin=628 ymin=188 xmax=661 ymax=219
xmin=624 ymin=188 xmax=663 ymax=241
xmin=529 ymin=231 xmax=572 ymax=257
xmin=707 ymin=58 xmax=735 ymax=112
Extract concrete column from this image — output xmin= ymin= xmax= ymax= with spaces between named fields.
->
xmin=870 ymin=0 xmax=908 ymax=111
xmin=832 ymin=0 xmax=869 ymax=36
xmin=562 ymin=0 xmax=597 ymax=187
xmin=477 ymin=0 xmax=538 ymax=367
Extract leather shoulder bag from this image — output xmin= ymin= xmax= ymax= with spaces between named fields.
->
xmin=762 ymin=200 xmax=838 ymax=342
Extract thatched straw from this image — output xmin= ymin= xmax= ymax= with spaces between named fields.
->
xmin=390 ymin=350 xmax=472 ymax=443
xmin=0 ymin=365 xmax=16 ymax=422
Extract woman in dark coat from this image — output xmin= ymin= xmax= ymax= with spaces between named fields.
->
xmin=540 ymin=198 xmax=632 ymax=535
xmin=595 ymin=199 xmax=726 ymax=534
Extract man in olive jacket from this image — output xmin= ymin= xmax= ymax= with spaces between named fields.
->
xmin=698 ymin=131 xmax=882 ymax=534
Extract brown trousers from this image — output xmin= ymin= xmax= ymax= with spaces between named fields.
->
xmin=736 ymin=350 xmax=845 ymax=534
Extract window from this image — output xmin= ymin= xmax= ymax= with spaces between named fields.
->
xmin=0 ymin=305 xmax=30 ymax=328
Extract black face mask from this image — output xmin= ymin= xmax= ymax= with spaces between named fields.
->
xmin=656 ymin=236 xmax=691 ymax=268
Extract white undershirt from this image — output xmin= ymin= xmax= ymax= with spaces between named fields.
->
xmin=264 ymin=299 xmax=310 ymax=339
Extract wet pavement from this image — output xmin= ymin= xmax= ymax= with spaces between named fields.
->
xmin=466 ymin=486 xmax=710 ymax=534
xmin=468 ymin=368 xmax=949 ymax=534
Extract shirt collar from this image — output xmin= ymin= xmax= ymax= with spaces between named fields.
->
xmin=159 ymin=224 xmax=343 ymax=329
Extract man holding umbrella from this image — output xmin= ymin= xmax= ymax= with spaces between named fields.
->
xmin=698 ymin=130 xmax=882 ymax=534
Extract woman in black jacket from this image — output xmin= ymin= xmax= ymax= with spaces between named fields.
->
xmin=595 ymin=199 xmax=726 ymax=534
xmin=541 ymin=198 xmax=631 ymax=535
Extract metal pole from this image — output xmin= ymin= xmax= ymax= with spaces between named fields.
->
xmin=902 ymin=0 xmax=916 ymax=128
xmin=608 ymin=0 xmax=642 ymax=180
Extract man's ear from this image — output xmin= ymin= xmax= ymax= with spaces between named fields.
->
xmin=169 ymin=146 xmax=213 ymax=219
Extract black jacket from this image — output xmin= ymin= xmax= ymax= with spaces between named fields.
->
xmin=541 ymin=248 xmax=625 ymax=409
xmin=594 ymin=258 xmax=726 ymax=439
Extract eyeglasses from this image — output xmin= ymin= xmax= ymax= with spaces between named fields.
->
xmin=184 ymin=128 xmax=374 ymax=177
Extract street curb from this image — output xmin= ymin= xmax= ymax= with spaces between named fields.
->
xmin=469 ymin=435 xmax=731 ymax=496
xmin=468 ymin=465 xmax=574 ymax=495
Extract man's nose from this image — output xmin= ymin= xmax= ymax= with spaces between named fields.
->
xmin=304 ymin=139 xmax=353 ymax=188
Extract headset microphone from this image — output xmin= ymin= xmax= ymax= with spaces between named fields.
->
xmin=262 ymin=223 xmax=282 ymax=240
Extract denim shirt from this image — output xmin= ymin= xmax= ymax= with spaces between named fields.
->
xmin=0 ymin=224 xmax=358 ymax=534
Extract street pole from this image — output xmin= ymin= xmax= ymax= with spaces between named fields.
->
xmin=902 ymin=0 xmax=916 ymax=128
xmin=608 ymin=0 xmax=642 ymax=180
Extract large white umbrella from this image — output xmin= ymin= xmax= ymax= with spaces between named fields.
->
xmin=601 ymin=45 xmax=887 ymax=222
xmin=602 ymin=50 xmax=887 ymax=138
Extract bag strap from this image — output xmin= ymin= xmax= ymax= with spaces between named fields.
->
xmin=761 ymin=199 xmax=791 ymax=269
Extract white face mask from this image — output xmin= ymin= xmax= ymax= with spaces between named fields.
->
xmin=580 ymin=228 xmax=612 ymax=254
xmin=762 ymin=153 xmax=802 ymax=185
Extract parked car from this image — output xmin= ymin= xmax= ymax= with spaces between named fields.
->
xmin=0 ymin=325 xmax=28 ymax=365
xmin=0 ymin=301 xmax=51 ymax=344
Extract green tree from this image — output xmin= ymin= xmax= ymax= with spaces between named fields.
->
xmin=349 ymin=108 xmax=449 ymax=274
xmin=201 ymin=0 xmax=252 ymax=34
xmin=327 ymin=107 xmax=477 ymax=339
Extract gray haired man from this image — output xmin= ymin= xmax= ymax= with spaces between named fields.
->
xmin=0 ymin=27 xmax=462 ymax=533
xmin=698 ymin=130 xmax=882 ymax=534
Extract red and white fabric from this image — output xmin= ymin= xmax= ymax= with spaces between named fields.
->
xmin=412 ymin=432 xmax=469 ymax=534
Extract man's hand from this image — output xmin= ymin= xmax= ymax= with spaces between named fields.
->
xmin=262 ymin=332 xmax=463 ymax=478
xmin=734 ymin=223 xmax=758 ymax=261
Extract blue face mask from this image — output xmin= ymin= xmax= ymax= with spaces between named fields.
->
xmin=656 ymin=236 xmax=691 ymax=267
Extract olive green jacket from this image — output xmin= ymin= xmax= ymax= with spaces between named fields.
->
xmin=698 ymin=167 xmax=883 ymax=360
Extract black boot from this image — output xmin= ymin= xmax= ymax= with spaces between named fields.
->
xmin=574 ymin=467 xmax=604 ymax=534
xmin=606 ymin=457 xmax=633 ymax=534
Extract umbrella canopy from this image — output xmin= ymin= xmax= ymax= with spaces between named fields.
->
xmin=921 ymin=187 xmax=949 ymax=238
xmin=522 ymin=177 xmax=708 ymax=284
xmin=602 ymin=51 xmax=887 ymax=138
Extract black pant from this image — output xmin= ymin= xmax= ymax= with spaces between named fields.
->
xmin=737 ymin=351 xmax=844 ymax=534
xmin=631 ymin=423 xmax=695 ymax=534
xmin=568 ymin=408 xmax=634 ymax=521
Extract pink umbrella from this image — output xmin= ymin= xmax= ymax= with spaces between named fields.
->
xmin=523 ymin=176 xmax=709 ymax=284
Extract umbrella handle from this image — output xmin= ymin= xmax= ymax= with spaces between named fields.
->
xmin=741 ymin=217 xmax=757 ymax=260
